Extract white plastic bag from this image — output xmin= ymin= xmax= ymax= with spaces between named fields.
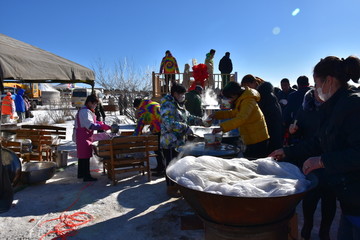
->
xmin=72 ymin=127 xmax=76 ymax=142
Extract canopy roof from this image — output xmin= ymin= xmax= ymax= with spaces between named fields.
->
xmin=0 ymin=33 xmax=95 ymax=86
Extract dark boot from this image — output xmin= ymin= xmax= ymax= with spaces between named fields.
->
xmin=152 ymin=170 xmax=165 ymax=177
xmin=77 ymin=159 xmax=84 ymax=179
xmin=151 ymin=167 xmax=159 ymax=172
xmin=153 ymin=149 xmax=165 ymax=172
xmin=301 ymin=223 xmax=312 ymax=240
xmin=83 ymin=159 xmax=97 ymax=182
xmin=319 ymin=224 xmax=331 ymax=240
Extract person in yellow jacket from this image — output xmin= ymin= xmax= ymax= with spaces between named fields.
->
xmin=1 ymin=92 xmax=14 ymax=123
xmin=211 ymin=81 xmax=270 ymax=158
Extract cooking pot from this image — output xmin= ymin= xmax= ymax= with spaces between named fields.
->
xmin=190 ymin=126 xmax=240 ymax=146
xmin=190 ymin=126 xmax=239 ymax=139
xmin=21 ymin=161 xmax=56 ymax=184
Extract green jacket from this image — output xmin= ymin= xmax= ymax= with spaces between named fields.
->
xmin=185 ymin=90 xmax=203 ymax=117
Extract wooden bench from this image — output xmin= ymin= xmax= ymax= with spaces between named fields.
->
xmin=0 ymin=140 xmax=32 ymax=162
xmin=96 ymin=135 xmax=158 ymax=185
xmin=1 ymin=140 xmax=22 ymax=158
xmin=21 ymin=125 xmax=67 ymax=140
xmin=12 ymin=129 xmax=53 ymax=162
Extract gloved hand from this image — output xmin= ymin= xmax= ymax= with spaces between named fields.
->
xmin=100 ymin=124 xmax=111 ymax=131
xmin=96 ymin=121 xmax=104 ymax=125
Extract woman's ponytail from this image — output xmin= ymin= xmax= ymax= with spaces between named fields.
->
xmin=343 ymin=56 xmax=360 ymax=83
xmin=314 ymin=55 xmax=360 ymax=85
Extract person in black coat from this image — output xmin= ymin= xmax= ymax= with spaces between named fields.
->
xmin=283 ymin=76 xmax=311 ymax=129
xmin=218 ymin=52 xmax=233 ymax=88
xmin=288 ymin=89 xmax=321 ymax=142
xmin=95 ymin=99 xmax=106 ymax=122
xmin=257 ymin=81 xmax=283 ymax=154
xmin=270 ymin=55 xmax=360 ymax=240
xmin=276 ymin=78 xmax=296 ymax=144
xmin=276 ymin=78 xmax=296 ymax=111
xmin=241 ymin=74 xmax=283 ymax=154
xmin=288 ymin=89 xmax=336 ymax=240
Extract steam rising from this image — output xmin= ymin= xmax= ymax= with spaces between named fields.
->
xmin=202 ymin=88 xmax=219 ymax=106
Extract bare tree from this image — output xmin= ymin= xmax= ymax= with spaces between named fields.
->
xmin=91 ymin=58 xmax=154 ymax=121
xmin=93 ymin=58 xmax=152 ymax=91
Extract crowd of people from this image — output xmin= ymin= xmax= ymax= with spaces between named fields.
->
xmin=160 ymin=49 xmax=233 ymax=90
xmin=1 ymin=88 xmax=33 ymax=124
xmin=74 ymin=54 xmax=360 ymax=240
xmin=269 ymin=56 xmax=360 ymax=240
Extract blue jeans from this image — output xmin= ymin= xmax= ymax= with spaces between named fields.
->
xmin=338 ymin=214 xmax=360 ymax=240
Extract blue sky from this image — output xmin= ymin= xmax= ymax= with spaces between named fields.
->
xmin=2 ymin=0 xmax=360 ymax=88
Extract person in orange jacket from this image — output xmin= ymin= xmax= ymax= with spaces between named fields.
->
xmin=1 ymin=92 xmax=14 ymax=123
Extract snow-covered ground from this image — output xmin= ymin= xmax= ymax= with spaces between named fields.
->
xmin=0 ymin=107 xmax=341 ymax=239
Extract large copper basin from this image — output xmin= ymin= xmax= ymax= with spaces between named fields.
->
xmin=169 ymin=172 xmax=317 ymax=226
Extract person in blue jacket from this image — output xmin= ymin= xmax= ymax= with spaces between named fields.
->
xmin=14 ymin=88 xmax=26 ymax=122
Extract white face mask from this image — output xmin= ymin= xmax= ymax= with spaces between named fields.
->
xmin=176 ymin=94 xmax=186 ymax=103
xmin=316 ymin=81 xmax=332 ymax=102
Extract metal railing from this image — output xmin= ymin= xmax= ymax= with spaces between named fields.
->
xmin=152 ymin=72 xmax=238 ymax=98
